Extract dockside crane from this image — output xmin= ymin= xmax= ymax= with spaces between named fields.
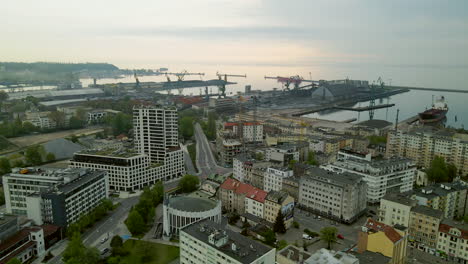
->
xmin=165 ymin=71 xmax=205 ymax=94
xmin=216 ymin=72 xmax=247 ymax=97
xmin=133 ymin=71 xmax=141 ymax=90
xmin=264 ymin=75 xmax=318 ymax=90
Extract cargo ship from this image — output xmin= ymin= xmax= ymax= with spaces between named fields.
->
xmin=418 ymin=96 xmax=448 ymax=124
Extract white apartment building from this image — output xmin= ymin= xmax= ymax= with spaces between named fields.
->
xmin=133 ymin=106 xmax=179 ymax=163
xmin=70 ymin=148 xmax=184 ymax=192
xmin=26 ymin=169 xmax=108 ymax=227
xmin=299 ymin=167 xmax=367 ymax=223
xmin=180 ymin=219 xmax=276 ymax=264
xmin=24 ymin=111 xmax=56 ymax=129
xmin=386 ymin=127 xmax=468 ymax=176
xmin=2 ymin=167 xmax=81 ymax=215
xmin=244 ymin=189 xmax=267 ymax=219
xmin=324 ymin=150 xmax=416 ymax=203
xmin=378 ymin=193 xmax=416 ymax=227
xmin=437 ymin=220 xmax=468 ymax=263
xmin=2 ymin=167 xmax=108 ymax=225
xmin=264 ymin=167 xmax=293 ymax=192
xmin=265 ymin=145 xmax=300 ymax=166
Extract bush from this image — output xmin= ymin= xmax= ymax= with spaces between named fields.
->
xmin=228 ymin=213 xmax=240 ymax=225
xmin=293 ymin=221 xmax=300 ymax=229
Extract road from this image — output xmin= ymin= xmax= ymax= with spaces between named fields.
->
xmin=46 ymin=196 xmax=139 ymax=264
xmin=194 ymin=123 xmax=231 ymax=178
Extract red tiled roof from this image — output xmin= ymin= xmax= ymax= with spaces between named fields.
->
xmin=439 ymin=223 xmax=468 ymax=240
xmin=41 ymin=224 xmax=60 ymax=237
xmin=220 ymin=178 xmax=267 ymax=203
xmin=0 ymin=240 xmax=36 ymax=264
xmin=364 ymin=218 xmax=402 ymax=244
xmin=0 ymin=230 xmax=30 ymax=254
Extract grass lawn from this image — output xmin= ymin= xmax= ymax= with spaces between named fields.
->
xmin=118 ymin=240 xmax=179 ymax=264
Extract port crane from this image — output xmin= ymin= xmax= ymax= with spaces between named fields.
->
xmin=216 ymin=72 xmax=246 ymax=97
xmin=165 ymin=71 xmax=205 ymax=94
xmin=264 ymin=75 xmax=318 ymax=90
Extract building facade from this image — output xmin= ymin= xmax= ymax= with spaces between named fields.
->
xmin=264 ymin=191 xmax=294 ymax=229
xmin=437 ymin=220 xmax=468 ymax=263
xmin=218 ymin=178 xmax=267 ymax=215
xmin=180 ymin=219 xmax=276 ymax=264
xmin=378 ymin=193 xmax=417 ymax=228
xmin=386 ymin=128 xmax=468 ymax=176
xmin=264 ymin=167 xmax=293 ymax=192
xmin=299 ymin=167 xmax=367 ymax=223
xmin=224 ymin=122 xmax=264 ymax=143
xmin=25 ymin=169 xmax=108 ymax=227
xmin=163 ymin=196 xmax=222 ymax=237
xmin=408 ymin=205 xmax=444 ymax=253
xmin=324 ymin=150 xmax=415 ymax=203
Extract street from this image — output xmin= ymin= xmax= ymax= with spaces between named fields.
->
xmin=194 ymin=123 xmax=231 ymax=178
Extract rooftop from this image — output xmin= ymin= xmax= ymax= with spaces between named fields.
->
xmin=50 ymin=169 xmax=106 ymax=196
xmin=411 ymin=205 xmax=444 ymax=219
xmin=181 ymin=219 xmax=273 ymax=264
xmin=220 ymin=178 xmax=268 ymax=203
xmin=351 ymin=250 xmax=391 ymax=264
xmin=439 ymin=219 xmax=468 ymax=239
xmin=381 ymin=193 xmax=416 ymax=207
xmin=356 ymin=119 xmax=393 ymax=129
xmin=304 ymin=167 xmax=364 ymax=186
xmin=364 ymin=218 xmax=403 ymax=244
xmin=277 ymin=245 xmax=311 ymax=263
xmin=75 ymin=148 xmax=142 ymax=158
xmin=265 ymin=190 xmax=290 ymax=204
xmin=165 ymin=196 xmax=219 ymax=212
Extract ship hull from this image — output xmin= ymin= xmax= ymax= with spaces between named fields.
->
xmin=418 ymin=109 xmax=447 ymax=124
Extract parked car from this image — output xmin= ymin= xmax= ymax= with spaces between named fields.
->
xmin=100 ymin=237 xmax=108 ymax=244
xmin=100 ymin=248 xmax=109 ymax=255
xmin=302 ymin=234 xmax=313 ymax=240
xmin=317 ymin=216 xmax=321 ymax=220
xmin=337 ymin=234 xmax=344 ymax=239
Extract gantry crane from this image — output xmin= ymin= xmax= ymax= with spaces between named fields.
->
xmin=165 ymin=71 xmax=205 ymax=94
xmin=216 ymin=72 xmax=246 ymax=97
xmin=133 ymin=71 xmax=141 ymax=90
xmin=264 ymin=75 xmax=318 ymax=90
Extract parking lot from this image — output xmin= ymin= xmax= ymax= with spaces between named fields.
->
xmin=277 ymin=208 xmax=370 ymax=252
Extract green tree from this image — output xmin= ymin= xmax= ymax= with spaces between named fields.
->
xmin=63 ymin=232 xmax=99 ymax=264
xmin=178 ymin=174 xmax=199 ymax=193
xmin=255 ymin=152 xmax=264 ymax=161
xmin=69 ymin=116 xmax=85 ymax=129
xmin=277 ymin=240 xmax=288 ymax=250
xmin=180 ymin=116 xmax=194 ymax=140
xmin=261 ymin=229 xmax=277 ymax=247
xmin=48 ymin=111 xmax=66 ymax=128
xmin=110 ymin=235 xmax=123 ymax=255
xmin=206 ymin=112 xmax=217 ymax=140
xmin=0 ymin=91 xmax=8 ymax=111
xmin=307 ymin=151 xmax=319 ymax=166
xmin=6 ymin=258 xmax=21 ymax=264
xmin=125 ymin=210 xmax=146 ymax=236
xmin=46 ymin=152 xmax=56 ymax=162
xmin=288 ymin=159 xmax=297 ymax=169
xmin=151 ymin=181 xmax=164 ymax=206
xmin=320 ymin=227 xmax=338 ymax=250
xmin=273 ymin=209 xmax=286 ymax=234
xmin=0 ymin=157 xmax=11 ymax=175
xmin=426 ymin=156 xmax=457 ymax=183
xmin=25 ymin=145 xmax=43 ymax=165
xmin=107 ymin=113 xmax=132 ymax=136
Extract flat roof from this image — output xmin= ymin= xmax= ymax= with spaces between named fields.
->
xmin=166 ymin=196 xmax=219 ymax=212
xmin=52 ymin=169 xmax=106 ymax=195
xmin=411 ymin=205 xmax=444 ymax=219
xmin=304 ymin=167 xmax=364 ymax=186
xmin=181 ymin=219 xmax=273 ymax=264
xmin=381 ymin=193 xmax=416 ymax=207
xmin=75 ymin=148 xmax=142 ymax=158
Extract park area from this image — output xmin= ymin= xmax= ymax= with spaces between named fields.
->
xmin=116 ymin=240 xmax=179 ymax=264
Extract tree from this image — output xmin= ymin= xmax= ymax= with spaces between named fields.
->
xmin=0 ymin=91 xmax=8 ymax=112
xmin=292 ymin=221 xmax=300 ymax=229
xmin=180 ymin=116 xmax=194 ymax=140
xmin=63 ymin=232 xmax=99 ymax=264
xmin=261 ymin=229 xmax=277 ymax=247
xmin=307 ymin=151 xmax=319 ymax=166
xmin=125 ymin=210 xmax=146 ymax=236
xmin=178 ymin=174 xmax=199 ymax=193
xmin=48 ymin=111 xmax=66 ymax=128
xmin=426 ymin=156 xmax=457 ymax=183
xmin=206 ymin=112 xmax=217 ymax=140
xmin=69 ymin=116 xmax=85 ymax=129
xmin=0 ymin=157 xmax=11 ymax=175
xmin=277 ymin=240 xmax=288 ymax=250
xmin=46 ymin=152 xmax=56 ymax=162
xmin=288 ymin=159 xmax=297 ymax=169
xmin=107 ymin=113 xmax=132 ymax=136
xmin=6 ymin=258 xmax=21 ymax=264
xmin=320 ymin=227 xmax=338 ymax=250
xmin=273 ymin=209 xmax=286 ymax=234
xmin=25 ymin=145 xmax=43 ymax=165
xmin=255 ymin=152 xmax=264 ymax=161
xmin=151 ymin=181 xmax=164 ymax=206
xmin=110 ymin=235 xmax=123 ymax=255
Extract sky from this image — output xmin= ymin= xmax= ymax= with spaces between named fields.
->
xmin=1 ymin=0 xmax=468 ymax=89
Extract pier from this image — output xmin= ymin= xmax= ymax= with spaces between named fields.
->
xmin=389 ymin=86 xmax=468 ymax=94
xmin=334 ymin=104 xmax=395 ymax=112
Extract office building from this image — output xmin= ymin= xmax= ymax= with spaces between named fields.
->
xmin=180 ymin=219 xmax=276 ymax=264
xmin=299 ymin=167 xmax=367 ymax=223
xmin=25 ymin=169 xmax=108 ymax=227
xmin=324 ymin=149 xmax=415 ymax=203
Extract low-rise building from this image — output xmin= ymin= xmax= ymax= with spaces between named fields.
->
xmin=437 ymin=220 xmax=468 ymax=263
xmin=306 ymin=248 xmax=359 ymax=264
xmin=163 ymin=196 xmax=222 ymax=237
xmin=299 ymin=167 xmax=367 ymax=223
xmin=224 ymin=122 xmax=263 ymax=143
xmin=218 ymin=178 xmax=267 ymax=215
xmin=408 ymin=205 xmax=444 ymax=252
xmin=357 ymin=218 xmax=408 ymax=264
xmin=264 ymin=191 xmax=294 ymax=229
xmin=378 ymin=193 xmax=416 ymax=228
xmin=276 ymin=245 xmax=312 ymax=264
xmin=217 ymin=138 xmax=242 ymax=167
xmin=180 ymin=219 xmax=276 ymax=264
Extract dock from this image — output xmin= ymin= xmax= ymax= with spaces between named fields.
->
xmin=334 ymin=104 xmax=395 ymax=112
xmin=389 ymin=86 xmax=468 ymax=94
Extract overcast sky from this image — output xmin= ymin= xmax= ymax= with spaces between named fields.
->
xmin=2 ymin=0 xmax=467 ymax=88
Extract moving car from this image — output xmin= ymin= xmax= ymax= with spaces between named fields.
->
xmin=337 ymin=234 xmax=344 ymax=239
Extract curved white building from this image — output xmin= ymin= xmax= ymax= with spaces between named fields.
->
xmin=163 ymin=196 xmax=222 ymax=237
